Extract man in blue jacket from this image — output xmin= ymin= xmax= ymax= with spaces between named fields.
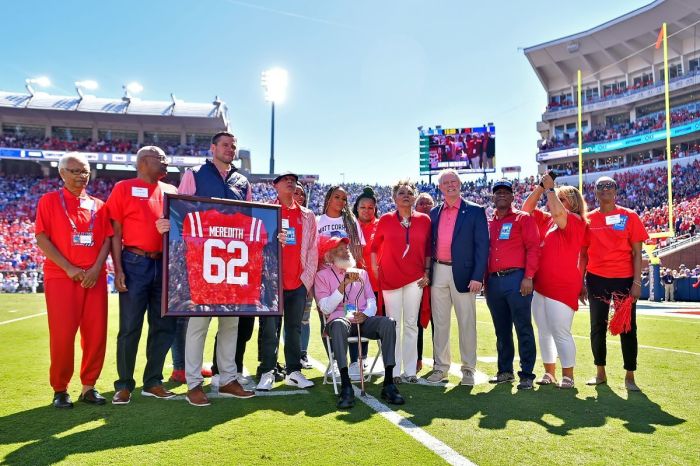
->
xmin=426 ymin=169 xmax=489 ymax=385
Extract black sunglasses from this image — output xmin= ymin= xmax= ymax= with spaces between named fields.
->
xmin=595 ymin=182 xmax=616 ymax=191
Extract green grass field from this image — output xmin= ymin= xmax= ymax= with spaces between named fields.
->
xmin=1 ymin=294 xmax=699 ymax=465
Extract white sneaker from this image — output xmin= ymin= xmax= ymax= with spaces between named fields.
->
xmin=235 ymin=373 xmax=253 ymax=386
xmin=285 ymin=370 xmax=315 ymax=388
xmin=256 ymin=370 xmax=275 ymax=391
xmin=210 ymin=374 xmax=220 ymax=392
xmin=348 ymin=362 xmax=361 ymax=381
xmin=326 ymin=362 xmax=340 ymax=378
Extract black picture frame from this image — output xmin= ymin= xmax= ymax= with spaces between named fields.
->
xmin=161 ymin=193 xmax=283 ymax=317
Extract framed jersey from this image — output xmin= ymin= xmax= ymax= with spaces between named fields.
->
xmin=162 ymin=194 xmax=283 ymax=317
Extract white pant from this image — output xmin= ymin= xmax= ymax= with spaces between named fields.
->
xmin=185 ymin=315 xmax=239 ymax=390
xmin=383 ymin=279 xmax=422 ymax=377
xmin=431 ymin=262 xmax=477 ymax=373
xmin=531 ymin=291 xmax=576 ymax=368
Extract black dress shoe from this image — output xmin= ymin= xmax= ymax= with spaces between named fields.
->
xmin=336 ymin=385 xmax=355 ymax=410
xmin=53 ymin=391 xmax=74 ymax=409
xmin=381 ymin=383 xmax=405 ymax=405
xmin=79 ymin=388 xmax=107 ymax=405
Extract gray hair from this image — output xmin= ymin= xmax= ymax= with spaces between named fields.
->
xmin=58 ymin=152 xmax=90 ymax=170
xmin=437 ymin=169 xmax=460 ymax=184
xmin=136 ymin=145 xmax=166 ymax=162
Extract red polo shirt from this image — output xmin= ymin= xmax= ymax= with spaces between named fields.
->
xmin=488 ymin=206 xmax=540 ymax=279
xmin=585 ymin=205 xmax=648 ymax=278
xmin=35 ymin=188 xmax=113 ymax=280
xmin=106 ymin=178 xmax=177 ymax=253
xmin=436 ymin=198 xmax=459 ymax=262
xmin=281 ymin=200 xmax=303 ymax=290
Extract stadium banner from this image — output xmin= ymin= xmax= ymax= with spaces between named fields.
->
xmin=161 ymin=194 xmax=283 ymax=317
xmin=536 ymin=119 xmax=700 ymax=162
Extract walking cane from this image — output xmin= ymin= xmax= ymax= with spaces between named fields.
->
xmin=354 ymin=276 xmax=366 ymax=396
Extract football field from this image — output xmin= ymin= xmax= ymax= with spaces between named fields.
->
xmin=0 ymin=294 xmax=699 ymax=465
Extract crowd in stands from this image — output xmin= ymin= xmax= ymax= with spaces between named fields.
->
xmin=539 ymin=107 xmax=700 ymax=153
xmin=546 ymin=68 xmax=699 ymax=111
xmin=2 ymin=162 xmax=700 ymax=291
xmin=0 ymin=134 xmax=210 ymax=156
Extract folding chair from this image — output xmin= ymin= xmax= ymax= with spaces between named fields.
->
xmin=321 ymin=313 xmax=381 ymax=395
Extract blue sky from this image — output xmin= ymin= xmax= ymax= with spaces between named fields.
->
xmin=1 ymin=0 xmax=649 ymax=184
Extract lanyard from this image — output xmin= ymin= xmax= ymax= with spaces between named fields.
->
xmin=331 ymin=268 xmax=352 ymax=304
xmin=396 ymin=210 xmax=411 ymax=258
xmin=59 ymin=189 xmax=95 ymax=233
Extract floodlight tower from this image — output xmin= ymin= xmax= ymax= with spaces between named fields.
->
xmin=261 ymin=68 xmax=288 ymax=175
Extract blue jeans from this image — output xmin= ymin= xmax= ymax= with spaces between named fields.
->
xmin=485 ymin=269 xmax=536 ymax=381
xmin=171 ymin=317 xmax=188 ymax=370
xmin=115 ymin=250 xmax=176 ymax=391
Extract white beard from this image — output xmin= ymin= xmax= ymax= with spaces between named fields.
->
xmin=333 ymin=255 xmax=356 ymax=271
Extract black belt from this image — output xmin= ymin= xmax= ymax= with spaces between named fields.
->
xmin=490 ymin=267 xmax=523 ymax=277
xmin=433 ymin=258 xmax=452 ymax=266
xmin=124 ymin=246 xmax=163 ymax=260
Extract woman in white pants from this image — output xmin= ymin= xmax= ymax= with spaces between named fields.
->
xmin=371 ymin=180 xmax=431 ymax=383
xmin=522 ymin=173 xmax=588 ymax=388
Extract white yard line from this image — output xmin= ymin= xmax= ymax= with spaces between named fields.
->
xmin=0 ymin=311 xmax=46 ymax=325
xmin=307 ymin=355 xmax=476 ymax=466
xmin=477 ymin=319 xmax=700 ymax=356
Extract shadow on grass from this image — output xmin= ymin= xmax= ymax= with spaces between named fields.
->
xmin=0 ymin=374 xmax=376 ymax=466
xmin=396 ymin=381 xmax=685 ymax=436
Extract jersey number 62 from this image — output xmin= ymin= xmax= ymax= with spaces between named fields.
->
xmin=202 ymin=239 xmax=249 ymax=285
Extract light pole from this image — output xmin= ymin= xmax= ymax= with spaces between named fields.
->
xmin=261 ymin=68 xmax=288 ymax=175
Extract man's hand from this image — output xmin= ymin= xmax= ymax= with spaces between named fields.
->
xmin=520 ymin=277 xmax=533 ymax=296
xmin=351 ymin=311 xmax=367 ymax=324
xmin=66 ymin=265 xmax=85 ymax=282
xmin=81 ymin=265 xmax=100 ymax=288
xmin=155 ymin=218 xmax=170 ymax=234
xmin=115 ymin=270 xmax=128 ymax=292
xmin=468 ymin=280 xmax=482 ymax=293
xmin=277 ymin=230 xmax=287 ymax=247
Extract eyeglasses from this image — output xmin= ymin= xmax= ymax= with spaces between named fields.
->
xmin=596 ymin=182 xmax=617 ymax=191
xmin=63 ymin=168 xmax=90 ymax=176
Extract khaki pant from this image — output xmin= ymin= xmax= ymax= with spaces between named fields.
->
xmin=430 ymin=262 xmax=477 ymax=374
xmin=185 ymin=316 xmax=239 ymax=390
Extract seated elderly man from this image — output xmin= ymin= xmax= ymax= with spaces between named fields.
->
xmin=314 ymin=234 xmax=405 ymax=409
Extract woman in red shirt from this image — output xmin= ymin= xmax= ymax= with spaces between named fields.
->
xmin=522 ymin=174 xmax=587 ymax=389
xmin=353 ymin=187 xmax=380 ymax=294
xmin=371 ymin=180 xmax=431 ymax=383
xmin=581 ymin=176 xmax=648 ymax=392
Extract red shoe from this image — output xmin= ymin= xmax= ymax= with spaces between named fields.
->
xmin=169 ymin=369 xmax=186 ymax=384
xmin=201 ymin=367 xmax=213 ymax=378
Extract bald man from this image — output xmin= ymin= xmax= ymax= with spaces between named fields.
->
xmin=106 ymin=146 xmax=178 ymax=405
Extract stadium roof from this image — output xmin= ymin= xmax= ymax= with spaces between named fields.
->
xmin=0 ymin=90 xmax=228 ymax=125
xmin=524 ymin=0 xmax=700 ymax=90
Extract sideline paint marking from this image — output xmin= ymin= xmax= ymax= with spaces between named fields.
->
xmin=307 ymin=356 xmax=476 ymax=466
xmin=0 ymin=312 xmax=46 ymax=326
xmin=477 ymin=319 xmax=700 ymax=356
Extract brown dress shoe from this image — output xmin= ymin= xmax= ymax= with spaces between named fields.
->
xmin=141 ymin=385 xmax=176 ymax=399
xmin=218 ymin=380 xmax=256 ymax=399
xmin=112 ymin=389 xmax=131 ymax=405
xmin=186 ymin=385 xmax=210 ymax=407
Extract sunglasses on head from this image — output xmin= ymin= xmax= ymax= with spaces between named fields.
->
xmin=596 ymin=182 xmax=616 ymax=191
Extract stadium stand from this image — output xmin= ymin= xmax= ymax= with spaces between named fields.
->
xmin=3 ymin=162 xmax=700 ymax=291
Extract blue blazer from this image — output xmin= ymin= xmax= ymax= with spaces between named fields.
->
xmin=430 ymin=198 xmax=490 ymax=293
